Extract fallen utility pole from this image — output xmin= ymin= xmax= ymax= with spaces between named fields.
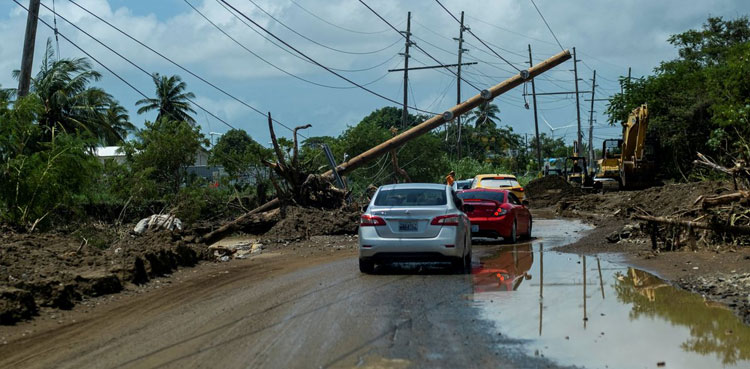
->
xmin=17 ymin=0 xmax=41 ymax=98
xmin=201 ymin=49 xmax=572 ymax=243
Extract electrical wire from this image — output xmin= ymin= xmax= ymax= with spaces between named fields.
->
xmin=215 ymin=0 xmax=401 ymax=73
xmin=289 ymin=0 xmax=398 ymax=35
xmin=187 ymin=0 xmax=388 ymax=89
xmin=219 ymin=0 xmax=439 ymax=115
xmin=18 ymin=0 xmax=238 ymax=130
xmin=465 ymin=14 xmax=557 ymax=47
xmin=528 ymin=0 xmax=565 ymax=51
xmin=63 ymin=0 xmax=300 ymax=135
xmin=247 ymin=0 xmax=401 ymax=55
xmin=433 ymin=0 xmax=522 ymax=72
xmin=358 ymin=0 xmax=482 ymax=92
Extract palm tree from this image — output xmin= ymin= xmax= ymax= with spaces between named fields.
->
xmin=13 ymin=39 xmax=114 ymax=140
xmin=136 ymin=73 xmax=196 ymax=125
xmin=101 ymin=101 xmax=135 ymax=145
xmin=468 ymin=101 xmax=500 ymax=128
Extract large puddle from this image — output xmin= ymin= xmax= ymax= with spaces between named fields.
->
xmin=470 ymin=219 xmax=750 ymax=369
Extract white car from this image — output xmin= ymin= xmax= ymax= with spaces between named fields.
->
xmin=358 ymin=183 xmax=472 ymax=274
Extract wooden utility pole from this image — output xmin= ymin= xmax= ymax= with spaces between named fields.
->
xmin=456 ymin=11 xmax=466 ymax=160
xmin=572 ymin=47 xmax=582 ymax=152
xmin=400 ymin=12 xmax=411 ymax=129
xmin=17 ymin=0 xmax=41 ymax=98
xmin=588 ymin=70 xmax=596 ymax=171
xmin=528 ymin=44 xmax=542 ymax=170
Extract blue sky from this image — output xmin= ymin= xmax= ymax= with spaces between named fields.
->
xmin=1 ymin=0 xmax=748 ymax=150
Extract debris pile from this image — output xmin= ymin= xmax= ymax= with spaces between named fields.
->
xmin=524 ymin=175 xmax=582 ymax=208
xmin=679 ymin=273 xmax=750 ymax=324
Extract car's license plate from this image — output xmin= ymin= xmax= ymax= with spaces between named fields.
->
xmin=471 ymin=224 xmax=479 ymax=232
xmin=399 ymin=221 xmax=418 ymax=232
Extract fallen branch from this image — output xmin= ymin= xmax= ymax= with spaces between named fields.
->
xmin=698 ymin=191 xmax=750 ymax=208
xmin=633 ymin=214 xmax=750 ymax=235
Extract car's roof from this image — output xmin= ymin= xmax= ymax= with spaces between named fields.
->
xmin=377 ymin=183 xmax=449 ymax=191
xmin=473 ymin=174 xmax=517 ymax=179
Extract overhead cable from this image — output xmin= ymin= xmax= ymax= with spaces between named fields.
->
xmin=220 ymin=0 xmax=439 ymax=115
xmin=25 ymin=0 xmax=238 ymax=130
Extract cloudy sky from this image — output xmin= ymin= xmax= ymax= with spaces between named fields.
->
xmin=1 ymin=0 xmax=748 ymax=149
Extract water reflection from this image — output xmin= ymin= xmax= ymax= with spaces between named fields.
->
xmin=469 ymin=219 xmax=750 ymax=369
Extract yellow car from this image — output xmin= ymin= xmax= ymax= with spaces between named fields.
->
xmin=471 ymin=174 xmax=526 ymax=201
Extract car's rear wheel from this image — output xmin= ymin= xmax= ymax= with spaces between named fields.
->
xmin=506 ymin=219 xmax=518 ymax=244
xmin=359 ymin=259 xmax=375 ymax=274
xmin=526 ymin=217 xmax=533 ymax=239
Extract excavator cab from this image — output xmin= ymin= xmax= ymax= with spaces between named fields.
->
xmin=595 ymin=139 xmax=624 ymax=189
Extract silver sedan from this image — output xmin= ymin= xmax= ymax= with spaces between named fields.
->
xmin=358 ymin=183 xmax=472 ymax=274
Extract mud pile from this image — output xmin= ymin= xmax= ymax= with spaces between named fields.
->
xmin=263 ymin=206 xmax=360 ymax=241
xmin=524 ymin=175 xmax=583 ymax=208
xmin=0 ymin=228 xmax=209 ymax=325
xmin=558 ymin=181 xmax=730 ymax=218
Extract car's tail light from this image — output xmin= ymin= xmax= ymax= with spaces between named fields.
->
xmin=360 ymin=215 xmax=386 ymax=226
xmin=493 ymin=208 xmax=508 ymax=216
xmin=431 ymin=214 xmax=460 ymax=226
xmin=518 ymin=188 xmax=524 ymax=192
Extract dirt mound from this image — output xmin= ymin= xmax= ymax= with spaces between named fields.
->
xmin=525 ymin=175 xmax=583 ymax=207
xmin=0 ymin=227 xmax=209 ymax=325
xmin=558 ymin=181 xmax=731 ymax=218
xmin=263 ymin=206 xmax=360 ymax=241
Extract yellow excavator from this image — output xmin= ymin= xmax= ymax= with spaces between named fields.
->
xmin=595 ymin=104 xmax=657 ymax=189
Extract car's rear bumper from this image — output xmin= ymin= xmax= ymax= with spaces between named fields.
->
xmin=468 ymin=215 xmax=513 ymax=238
xmin=358 ymin=226 xmax=464 ymax=260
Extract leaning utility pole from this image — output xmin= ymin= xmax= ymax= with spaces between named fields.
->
xmin=528 ymin=44 xmax=542 ymax=170
xmin=588 ymin=70 xmax=596 ymax=170
xmin=400 ymin=12 xmax=411 ymax=129
xmin=572 ymin=47 xmax=582 ymax=152
xmin=202 ymin=50 xmax=573 ymax=233
xmin=455 ymin=11 xmax=466 ymax=160
xmin=17 ymin=0 xmax=41 ymax=98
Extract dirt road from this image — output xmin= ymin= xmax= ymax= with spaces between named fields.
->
xmin=3 ymin=219 xmax=749 ymax=369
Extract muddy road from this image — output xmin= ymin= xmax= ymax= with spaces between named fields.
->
xmin=2 ymin=219 xmax=749 ymax=369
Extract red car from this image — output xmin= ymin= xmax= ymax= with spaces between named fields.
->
xmin=458 ymin=189 xmax=532 ymax=243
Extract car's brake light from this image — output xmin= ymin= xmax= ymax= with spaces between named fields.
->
xmin=494 ymin=208 xmax=508 ymax=217
xmin=431 ymin=214 xmax=460 ymax=226
xmin=518 ymin=188 xmax=524 ymax=192
xmin=360 ymin=215 xmax=386 ymax=226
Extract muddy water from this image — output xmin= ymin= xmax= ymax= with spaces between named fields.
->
xmin=470 ymin=219 xmax=750 ymax=369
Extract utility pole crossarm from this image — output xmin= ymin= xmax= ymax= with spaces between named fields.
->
xmin=387 ymin=62 xmax=477 ymax=72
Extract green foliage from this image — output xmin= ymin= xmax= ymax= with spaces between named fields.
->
xmin=135 ymin=73 xmax=197 ymax=125
xmin=209 ymin=129 xmax=271 ymax=179
xmin=122 ymin=118 xmax=208 ymax=195
xmin=0 ymin=96 xmax=99 ymax=227
xmin=606 ymin=16 xmax=750 ymax=177
xmin=15 ymin=39 xmax=133 ymax=145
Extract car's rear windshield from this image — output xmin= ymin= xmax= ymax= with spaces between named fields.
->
xmin=374 ymin=188 xmax=447 ymax=206
xmin=479 ymin=178 xmax=520 ymax=188
xmin=458 ymin=191 xmax=504 ymax=203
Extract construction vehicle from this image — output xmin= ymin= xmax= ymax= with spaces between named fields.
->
xmin=594 ymin=104 xmax=657 ymax=189
xmin=563 ymin=141 xmax=595 ymax=189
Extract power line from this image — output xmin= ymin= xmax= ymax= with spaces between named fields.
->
xmin=289 ymin=0 xmax=398 ymax=35
xmin=247 ymin=0 xmax=401 ymax=55
xmin=433 ymin=0 xmax=522 ymax=73
xmin=528 ymin=0 xmax=565 ymax=51
xmin=186 ymin=0 xmax=389 ymax=89
xmin=465 ymin=14 xmax=557 ymax=47
xmin=64 ymin=0 xmax=299 ymax=135
xmin=357 ymin=0 xmax=482 ymax=92
xmin=219 ymin=0 xmax=438 ymax=115
xmin=25 ymin=0 xmax=238 ymax=131
xmin=215 ymin=0 xmax=400 ymax=73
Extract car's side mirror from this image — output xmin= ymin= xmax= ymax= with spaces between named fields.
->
xmin=522 ymin=200 xmax=530 ymax=207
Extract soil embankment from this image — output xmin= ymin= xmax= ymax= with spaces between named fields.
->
xmin=525 ymin=176 xmax=750 ymax=324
